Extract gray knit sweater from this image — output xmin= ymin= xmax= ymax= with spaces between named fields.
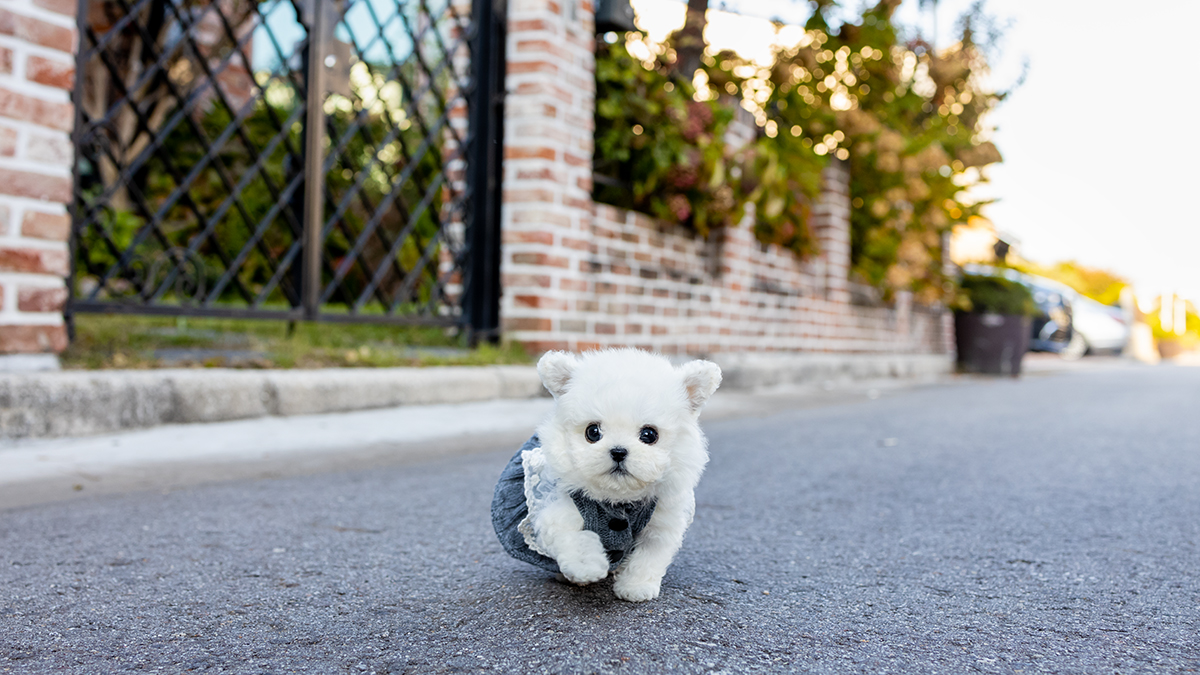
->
xmin=492 ymin=435 xmax=657 ymax=574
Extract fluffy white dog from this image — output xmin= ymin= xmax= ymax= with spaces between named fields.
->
xmin=492 ymin=348 xmax=721 ymax=602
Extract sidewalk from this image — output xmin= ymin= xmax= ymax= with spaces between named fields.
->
xmin=0 ymin=353 xmax=954 ymax=439
xmin=0 ymin=362 xmax=950 ymax=510
xmin=0 ymin=397 xmax=553 ymax=510
xmin=0 ymin=353 xmax=1161 ymax=511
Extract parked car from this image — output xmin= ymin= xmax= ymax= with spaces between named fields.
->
xmin=1062 ymin=295 xmax=1130 ymax=357
xmin=963 ymin=265 xmax=1075 ymax=354
xmin=1025 ymin=278 xmax=1076 ymax=353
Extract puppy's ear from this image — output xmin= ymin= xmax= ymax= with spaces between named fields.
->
xmin=537 ymin=351 xmax=579 ymax=398
xmin=679 ymin=360 xmax=722 ymax=412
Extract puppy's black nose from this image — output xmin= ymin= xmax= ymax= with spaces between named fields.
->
xmin=609 ymin=447 xmax=628 ymax=463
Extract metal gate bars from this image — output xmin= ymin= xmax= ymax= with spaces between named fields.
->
xmin=68 ymin=0 xmax=505 ymax=338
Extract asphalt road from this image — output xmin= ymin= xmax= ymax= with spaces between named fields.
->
xmin=2 ymin=365 xmax=1198 ymax=674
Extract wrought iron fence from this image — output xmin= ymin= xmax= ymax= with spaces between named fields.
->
xmin=69 ymin=0 xmax=505 ymax=337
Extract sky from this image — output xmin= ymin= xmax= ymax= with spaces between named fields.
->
xmin=252 ymin=0 xmax=419 ymax=72
xmin=629 ymin=0 xmax=1200 ymax=304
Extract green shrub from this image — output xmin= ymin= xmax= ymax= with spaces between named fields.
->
xmin=593 ymin=2 xmax=1006 ymax=303
xmin=957 ymin=274 xmax=1035 ymax=316
xmin=594 ymin=40 xmax=746 ymax=241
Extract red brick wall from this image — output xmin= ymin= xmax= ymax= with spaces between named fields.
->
xmin=503 ymin=164 xmax=951 ymax=355
xmin=0 ymin=0 xmax=952 ymax=358
xmin=499 ymin=0 xmax=597 ymax=352
xmin=0 ymin=0 xmax=75 ymax=354
xmin=500 ymin=6 xmax=951 ymax=356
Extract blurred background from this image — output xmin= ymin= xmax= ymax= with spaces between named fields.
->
xmin=4 ymin=0 xmax=1196 ymax=376
xmin=628 ymin=0 xmax=1200 ymax=359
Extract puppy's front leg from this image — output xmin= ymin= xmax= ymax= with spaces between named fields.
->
xmin=533 ymin=494 xmax=609 ymax=585
xmin=613 ymin=490 xmax=694 ymax=602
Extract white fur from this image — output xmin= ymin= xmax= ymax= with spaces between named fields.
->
xmin=529 ymin=348 xmax=721 ymax=602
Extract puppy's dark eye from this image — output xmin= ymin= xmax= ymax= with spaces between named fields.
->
xmin=639 ymin=426 xmax=658 ymax=445
xmin=585 ymin=423 xmax=603 ymax=443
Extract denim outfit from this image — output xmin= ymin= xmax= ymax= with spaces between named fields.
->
xmin=491 ymin=435 xmax=657 ymax=573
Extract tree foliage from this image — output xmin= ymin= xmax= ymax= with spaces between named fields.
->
xmin=1012 ymin=260 xmax=1128 ymax=306
xmin=594 ymin=39 xmax=741 ymax=239
xmin=594 ymin=0 xmax=1007 ymax=303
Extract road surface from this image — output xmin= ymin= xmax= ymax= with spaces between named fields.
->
xmin=2 ymin=364 xmax=1198 ymax=673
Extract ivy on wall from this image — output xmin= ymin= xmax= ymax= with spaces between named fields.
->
xmin=594 ymin=40 xmax=741 ymax=240
xmin=594 ymin=0 xmax=1006 ymax=303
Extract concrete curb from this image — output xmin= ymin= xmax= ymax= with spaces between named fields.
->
xmin=0 ymin=365 xmax=547 ymax=439
xmin=1 ymin=353 xmax=954 ymax=439
xmin=710 ymin=352 xmax=954 ymax=390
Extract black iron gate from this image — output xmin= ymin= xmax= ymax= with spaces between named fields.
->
xmin=69 ymin=0 xmax=505 ymax=338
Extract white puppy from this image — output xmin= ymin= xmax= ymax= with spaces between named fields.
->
xmin=491 ymin=348 xmax=721 ymax=602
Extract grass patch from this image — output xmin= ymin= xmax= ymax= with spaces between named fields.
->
xmin=61 ymin=314 xmax=533 ymax=370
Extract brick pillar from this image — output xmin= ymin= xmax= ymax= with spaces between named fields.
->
xmin=0 ymin=0 xmax=76 ymax=362
xmin=499 ymin=0 xmax=595 ymax=353
xmin=813 ymin=158 xmax=850 ymax=304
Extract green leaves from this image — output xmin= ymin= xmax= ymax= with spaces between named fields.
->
xmin=593 ymin=1 xmax=1005 ymax=297
xmin=758 ymin=2 xmax=1004 ymax=302
xmin=958 ymin=274 xmax=1037 ymax=316
xmin=594 ymin=40 xmax=744 ymax=238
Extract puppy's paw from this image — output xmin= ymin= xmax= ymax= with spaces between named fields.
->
xmin=613 ymin=574 xmax=662 ymax=602
xmin=559 ymin=557 xmax=608 ymax=585
xmin=556 ymin=532 xmax=609 ymax=585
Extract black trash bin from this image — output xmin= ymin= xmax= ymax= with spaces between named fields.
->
xmin=954 ymin=312 xmax=1032 ymax=376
